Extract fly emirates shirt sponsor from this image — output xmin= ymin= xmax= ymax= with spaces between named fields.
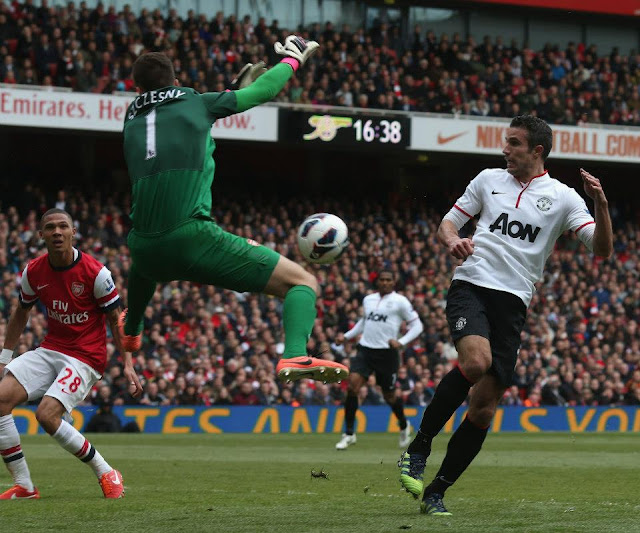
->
xmin=19 ymin=248 xmax=120 ymax=373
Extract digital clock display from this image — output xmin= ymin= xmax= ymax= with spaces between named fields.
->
xmin=278 ymin=110 xmax=410 ymax=149
xmin=353 ymin=119 xmax=403 ymax=144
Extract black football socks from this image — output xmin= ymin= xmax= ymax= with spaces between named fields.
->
xmin=388 ymin=398 xmax=408 ymax=430
xmin=344 ymin=393 xmax=358 ymax=435
xmin=424 ymin=416 xmax=489 ymax=497
xmin=407 ymin=367 xmax=472 ymax=455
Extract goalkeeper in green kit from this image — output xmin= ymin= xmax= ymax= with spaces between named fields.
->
xmin=119 ymin=36 xmax=348 ymax=384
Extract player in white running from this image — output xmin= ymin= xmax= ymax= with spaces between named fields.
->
xmin=335 ymin=270 xmax=423 ymax=450
xmin=0 ymin=208 xmax=143 ymax=500
xmin=399 ymin=115 xmax=613 ymax=515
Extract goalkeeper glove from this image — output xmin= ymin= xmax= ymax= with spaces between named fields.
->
xmin=231 ymin=61 xmax=267 ymax=89
xmin=274 ymin=35 xmax=319 ymax=67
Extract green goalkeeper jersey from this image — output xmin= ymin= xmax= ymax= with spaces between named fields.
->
xmin=122 ymin=63 xmax=292 ymax=236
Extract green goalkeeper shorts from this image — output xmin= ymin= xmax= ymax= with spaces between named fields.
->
xmin=127 ymin=218 xmax=281 ymax=293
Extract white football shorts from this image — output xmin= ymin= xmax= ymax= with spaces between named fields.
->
xmin=4 ymin=347 xmax=101 ymax=413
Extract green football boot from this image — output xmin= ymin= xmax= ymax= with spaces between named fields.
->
xmin=398 ymin=451 xmax=427 ymax=499
xmin=420 ymin=493 xmax=452 ymax=516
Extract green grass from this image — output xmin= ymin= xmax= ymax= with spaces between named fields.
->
xmin=1 ymin=433 xmax=639 ymax=532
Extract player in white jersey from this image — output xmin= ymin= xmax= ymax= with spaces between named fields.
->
xmin=399 ymin=115 xmax=613 ymax=516
xmin=335 ymin=270 xmax=424 ymax=450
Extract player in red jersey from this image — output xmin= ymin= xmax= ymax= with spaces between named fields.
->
xmin=0 ymin=209 xmax=143 ymax=500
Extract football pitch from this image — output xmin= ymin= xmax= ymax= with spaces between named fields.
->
xmin=1 ymin=433 xmax=638 ymax=532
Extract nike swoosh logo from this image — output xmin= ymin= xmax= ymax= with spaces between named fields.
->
xmin=37 ymin=284 xmax=49 ymax=290
xmin=10 ymin=491 xmax=37 ymax=499
xmin=437 ymin=132 xmax=466 ymax=144
xmin=293 ymin=370 xmax=318 ymax=378
xmin=111 ymin=474 xmax=121 ymax=485
xmin=294 ymin=358 xmax=313 ymax=366
xmin=491 ymin=191 xmax=505 ymax=195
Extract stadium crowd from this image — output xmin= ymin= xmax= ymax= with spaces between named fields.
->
xmin=1 ymin=1 xmax=640 ymax=125
xmin=1 ymin=187 xmax=639 ymax=411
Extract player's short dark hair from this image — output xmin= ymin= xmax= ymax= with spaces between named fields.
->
xmin=132 ymin=52 xmax=175 ymax=93
xmin=377 ymin=269 xmax=395 ymax=280
xmin=510 ymin=115 xmax=553 ymax=161
xmin=41 ymin=208 xmax=72 ymax=227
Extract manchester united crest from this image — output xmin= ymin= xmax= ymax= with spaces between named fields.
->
xmin=536 ymin=197 xmax=552 ymax=212
xmin=455 ymin=316 xmax=467 ymax=331
xmin=71 ymin=282 xmax=85 ymax=296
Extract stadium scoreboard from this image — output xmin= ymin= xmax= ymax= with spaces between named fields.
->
xmin=279 ymin=109 xmax=410 ymax=150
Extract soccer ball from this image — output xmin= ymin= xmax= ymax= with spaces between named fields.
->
xmin=297 ymin=213 xmax=349 ymax=264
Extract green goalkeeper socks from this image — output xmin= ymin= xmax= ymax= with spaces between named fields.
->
xmin=282 ymin=285 xmax=317 ymax=358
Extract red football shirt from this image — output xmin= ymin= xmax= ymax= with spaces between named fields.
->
xmin=20 ymin=248 xmax=120 ymax=374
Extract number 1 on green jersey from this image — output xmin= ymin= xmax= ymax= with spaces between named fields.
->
xmin=145 ymin=109 xmax=157 ymax=160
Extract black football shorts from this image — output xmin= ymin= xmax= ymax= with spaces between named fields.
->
xmin=350 ymin=345 xmax=400 ymax=392
xmin=446 ymin=280 xmax=527 ymax=387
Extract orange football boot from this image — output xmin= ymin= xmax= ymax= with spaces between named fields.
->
xmin=99 ymin=469 xmax=125 ymax=499
xmin=276 ymin=356 xmax=349 ymax=383
xmin=0 ymin=485 xmax=40 ymax=500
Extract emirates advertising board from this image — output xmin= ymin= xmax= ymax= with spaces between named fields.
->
xmin=0 ymin=87 xmax=278 ymax=141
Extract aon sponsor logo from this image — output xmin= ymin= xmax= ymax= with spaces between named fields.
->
xmin=489 ymin=213 xmax=541 ymax=243
xmin=366 ymin=312 xmax=388 ymax=322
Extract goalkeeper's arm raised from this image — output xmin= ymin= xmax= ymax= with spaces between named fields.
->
xmin=203 ymin=36 xmax=319 ymax=116
xmin=235 ymin=36 xmax=319 ymax=111
xmin=234 ymin=62 xmax=295 ymax=112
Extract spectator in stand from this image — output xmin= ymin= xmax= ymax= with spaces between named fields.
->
xmin=214 ymin=387 xmax=233 ymax=405
xmin=1 ymin=4 xmax=639 ymax=125
xmin=232 ymin=381 xmax=260 ymax=405
xmin=140 ymin=381 xmax=167 ymax=406
xmin=85 ymin=402 xmax=122 ymax=433
xmin=56 ymin=48 xmax=76 ymax=87
xmin=541 ymin=375 xmax=568 ymax=405
xmin=256 ymin=380 xmax=278 ymax=405
xmin=524 ymin=389 xmax=542 ymax=407
xmin=311 ymin=383 xmax=332 ymax=406
xmin=406 ymin=381 xmax=431 ymax=407
xmin=501 ymin=386 xmax=523 ymax=406
xmin=278 ymin=388 xmax=294 ymax=406
xmin=1 ymin=54 xmax=15 ymax=81
xmin=76 ymin=60 xmax=97 ymax=92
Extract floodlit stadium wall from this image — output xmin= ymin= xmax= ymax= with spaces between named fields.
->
xmin=11 ymin=406 xmax=640 ymax=434
xmin=3 ymin=86 xmax=640 ymax=163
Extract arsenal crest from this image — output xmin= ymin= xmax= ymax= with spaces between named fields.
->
xmin=71 ymin=282 xmax=85 ymax=296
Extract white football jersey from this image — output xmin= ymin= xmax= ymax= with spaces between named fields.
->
xmin=344 ymin=291 xmax=423 ymax=349
xmin=443 ymin=168 xmax=595 ymax=306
